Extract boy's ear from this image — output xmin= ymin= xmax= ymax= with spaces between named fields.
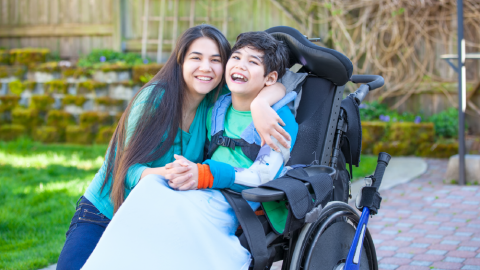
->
xmin=264 ymin=71 xmax=278 ymax=87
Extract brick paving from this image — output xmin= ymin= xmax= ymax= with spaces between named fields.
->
xmin=272 ymin=159 xmax=480 ymax=270
xmin=369 ymin=159 xmax=480 ymax=270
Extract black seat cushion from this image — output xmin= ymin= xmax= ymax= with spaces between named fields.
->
xmin=266 ymin=26 xmax=353 ymax=86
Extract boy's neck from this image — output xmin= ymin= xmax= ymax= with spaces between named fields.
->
xmin=231 ymin=93 xmax=256 ymax=112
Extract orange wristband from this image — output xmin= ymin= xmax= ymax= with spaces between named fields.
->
xmin=196 ymin=164 xmax=214 ymax=189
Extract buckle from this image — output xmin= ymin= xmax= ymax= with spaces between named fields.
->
xmin=217 ymin=136 xmax=235 ymax=150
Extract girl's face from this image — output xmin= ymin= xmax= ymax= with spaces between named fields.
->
xmin=183 ymin=37 xmax=224 ymax=99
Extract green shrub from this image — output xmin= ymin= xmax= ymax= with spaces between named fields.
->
xmin=35 ymin=61 xmax=60 ymax=73
xmin=31 ymin=95 xmax=55 ymax=111
xmin=11 ymin=108 xmax=42 ymax=130
xmin=427 ymin=108 xmax=465 ymax=138
xmin=388 ymin=122 xmax=434 ymax=144
xmin=66 ymin=125 xmax=94 ymax=145
xmin=9 ymin=48 xmax=49 ymax=67
xmin=132 ymin=64 xmax=163 ymax=83
xmin=62 ymin=67 xmax=90 ymax=78
xmin=77 ymin=49 xmax=148 ymax=69
xmin=0 ymin=66 xmax=7 ymax=78
xmin=79 ymin=112 xmax=110 ymax=129
xmin=46 ymin=110 xmax=74 ymax=127
xmin=8 ymin=80 xmax=25 ymax=95
xmin=24 ymin=80 xmax=37 ymax=91
xmin=0 ymin=95 xmax=21 ymax=112
xmin=34 ymin=126 xmax=60 ymax=143
xmin=78 ymin=80 xmax=106 ymax=94
xmin=416 ymin=141 xmax=458 ymax=158
xmin=373 ymin=141 xmax=411 ymax=156
xmin=361 ymin=121 xmax=387 ymax=154
xmin=63 ymin=95 xmax=87 ymax=107
xmin=96 ymin=126 xmax=115 ymax=144
xmin=95 ymin=97 xmax=123 ymax=106
xmin=0 ymin=49 xmax=9 ymax=64
xmin=0 ymin=124 xmax=26 ymax=141
xmin=44 ymin=79 xmax=68 ymax=94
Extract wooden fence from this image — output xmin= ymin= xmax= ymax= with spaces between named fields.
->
xmin=0 ymin=0 xmax=309 ymax=60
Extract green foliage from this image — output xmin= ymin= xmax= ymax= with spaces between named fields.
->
xmin=132 ymin=63 xmax=163 ymax=83
xmin=0 ymin=95 xmax=21 ymax=112
xmin=8 ymin=80 xmax=26 ymax=95
xmin=34 ymin=126 xmax=60 ymax=143
xmin=77 ymin=49 xmax=149 ymax=69
xmin=9 ymin=48 xmax=49 ymax=67
xmin=392 ymin=8 xmax=405 ymax=17
xmin=46 ymin=110 xmax=74 ymax=128
xmin=62 ymin=67 xmax=90 ymax=78
xmin=0 ymin=49 xmax=9 ymax=64
xmin=79 ymin=112 xmax=110 ymax=129
xmin=361 ymin=121 xmax=387 ymax=154
xmin=30 ymin=95 xmax=55 ymax=111
xmin=95 ymin=97 xmax=123 ymax=106
xmin=62 ymin=95 xmax=87 ymax=107
xmin=44 ymin=79 xmax=68 ymax=94
xmin=416 ymin=141 xmax=458 ymax=158
xmin=0 ymin=124 xmax=26 ymax=141
xmin=23 ymin=80 xmax=36 ymax=91
xmin=78 ymin=80 xmax=106 ymax=94
xmin=427 ymin=108 xmax=461 ymax=138
xmin=96 ymin=126 xmax=115 ymax=144
xmin=0 ymin=138 xmax=107 ymax=269
xmin=66 ymin=125 xmax=94 ymax=145
xmin=11 ymin=108 xmax=42 ymax=130
xmin=35 ymin=62 xmax=60 ymax=73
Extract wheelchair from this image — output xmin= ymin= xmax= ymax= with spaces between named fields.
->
xmin=225 ymin=26 xmax=392 ymax=270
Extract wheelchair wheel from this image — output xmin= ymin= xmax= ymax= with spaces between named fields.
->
xmin=289 ymin=202 xmax=377 ymax=270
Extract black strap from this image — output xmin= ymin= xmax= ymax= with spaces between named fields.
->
xmin=342 ymin=135 xmax=353 ymax=180
xmin=261 ymin=177 xmax=313 ymax=220
xmin=221 ymin=190 xmax=269 ymax=270
xmin=285 ymin=169 xmax=333 ymax=207
xmin=359 ymin=186 xmax=382 ymax=215
xmin=207 ymin=132 xmax=261 ymax=161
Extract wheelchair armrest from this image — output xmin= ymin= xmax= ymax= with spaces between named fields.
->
xmin=242 ymin=182 xmax=312 ymax=202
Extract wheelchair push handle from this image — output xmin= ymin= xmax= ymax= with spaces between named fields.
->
xmin=372 ymin=152 xmax=391 ymax=190
xmin=349 ymin=75 xmax=385 ymax=105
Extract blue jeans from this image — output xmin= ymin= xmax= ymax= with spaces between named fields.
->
xmin=57 ymin=196 xmax=111 ymax=270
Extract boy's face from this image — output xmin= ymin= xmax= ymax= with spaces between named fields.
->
xmin=226 ymin=46 xmax=277 ymax=97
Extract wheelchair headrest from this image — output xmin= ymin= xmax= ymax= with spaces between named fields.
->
xmin=265 ymin=26 xmax=353 ymax=86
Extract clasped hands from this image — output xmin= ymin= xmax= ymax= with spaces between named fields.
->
xmin=164 ymin=154 xmax=198 ymax=191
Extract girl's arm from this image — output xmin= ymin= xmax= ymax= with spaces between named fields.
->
xmin=251 ymin=82 xmax=291 ymax=152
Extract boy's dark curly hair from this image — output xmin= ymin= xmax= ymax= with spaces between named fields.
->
xmin=232 ymin=31 xmax=289 ymax=79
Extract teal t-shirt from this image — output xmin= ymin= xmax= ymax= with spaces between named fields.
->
xmin=84 ymin=83 xmax=229 ymax=219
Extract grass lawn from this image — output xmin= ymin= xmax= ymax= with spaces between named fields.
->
xmin=0 ymin=138 xmax=107 ymax=270
xmin=0 ymin=138 xmax=377 ymax=269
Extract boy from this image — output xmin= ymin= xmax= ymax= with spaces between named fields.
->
xmin=166 ymin=31 xmax=298 ymax=193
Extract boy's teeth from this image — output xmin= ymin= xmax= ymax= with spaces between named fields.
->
xmin=197 ymin=76 xmax=212 ymax=81
xmin=232 ymin=74 xmax=247 ymax=81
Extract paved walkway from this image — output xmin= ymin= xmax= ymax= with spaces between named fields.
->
xmin=272 ymin=158 xmax=480 ymax=270
xmin=369 ymin=159 xmax=480 ymax=270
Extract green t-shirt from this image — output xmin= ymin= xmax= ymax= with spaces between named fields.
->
xmin=206 ymin=105 xmax=254 ymax=168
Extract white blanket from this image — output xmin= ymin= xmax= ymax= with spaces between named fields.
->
xmin=82 ymin=174 xmax=257 ymax=270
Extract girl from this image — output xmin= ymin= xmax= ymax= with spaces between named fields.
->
xmin=56 ymin=25 xmax=290 ymax=270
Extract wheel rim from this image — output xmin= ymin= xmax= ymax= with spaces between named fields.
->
xmin=293 ymin=202 xmax=377 ymax=270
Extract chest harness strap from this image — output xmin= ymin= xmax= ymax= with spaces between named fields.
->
xmin=207 ymin=92 xmax=297 ymax=161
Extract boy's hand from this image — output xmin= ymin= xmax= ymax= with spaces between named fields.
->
xmin=165 ymin=154 xmax=198 ymax=191
xmin=251 ymin=99 xmax=291 ymax=152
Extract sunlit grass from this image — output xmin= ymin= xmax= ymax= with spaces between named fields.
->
xmin=0 ymin=138 xmax=107 ymax=270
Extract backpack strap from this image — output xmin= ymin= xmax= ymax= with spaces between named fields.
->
xmin=221 ymin=190 xmax=269 ymax=270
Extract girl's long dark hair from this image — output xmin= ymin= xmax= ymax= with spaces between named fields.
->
xmin=103 ymin=25 xmax=231 ymax=214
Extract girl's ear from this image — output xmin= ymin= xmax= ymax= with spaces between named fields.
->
xmin=264 ymin=71 xmax=278 ymax=86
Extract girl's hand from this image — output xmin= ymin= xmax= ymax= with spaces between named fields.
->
xmin=165 ymin=155 xmax=199 ymax=191
xmin=251 ymin=98 xmax=291 ymax=152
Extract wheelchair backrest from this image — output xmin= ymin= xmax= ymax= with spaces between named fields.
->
xmin=265 ymin=26 xmax=353 ymax=166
